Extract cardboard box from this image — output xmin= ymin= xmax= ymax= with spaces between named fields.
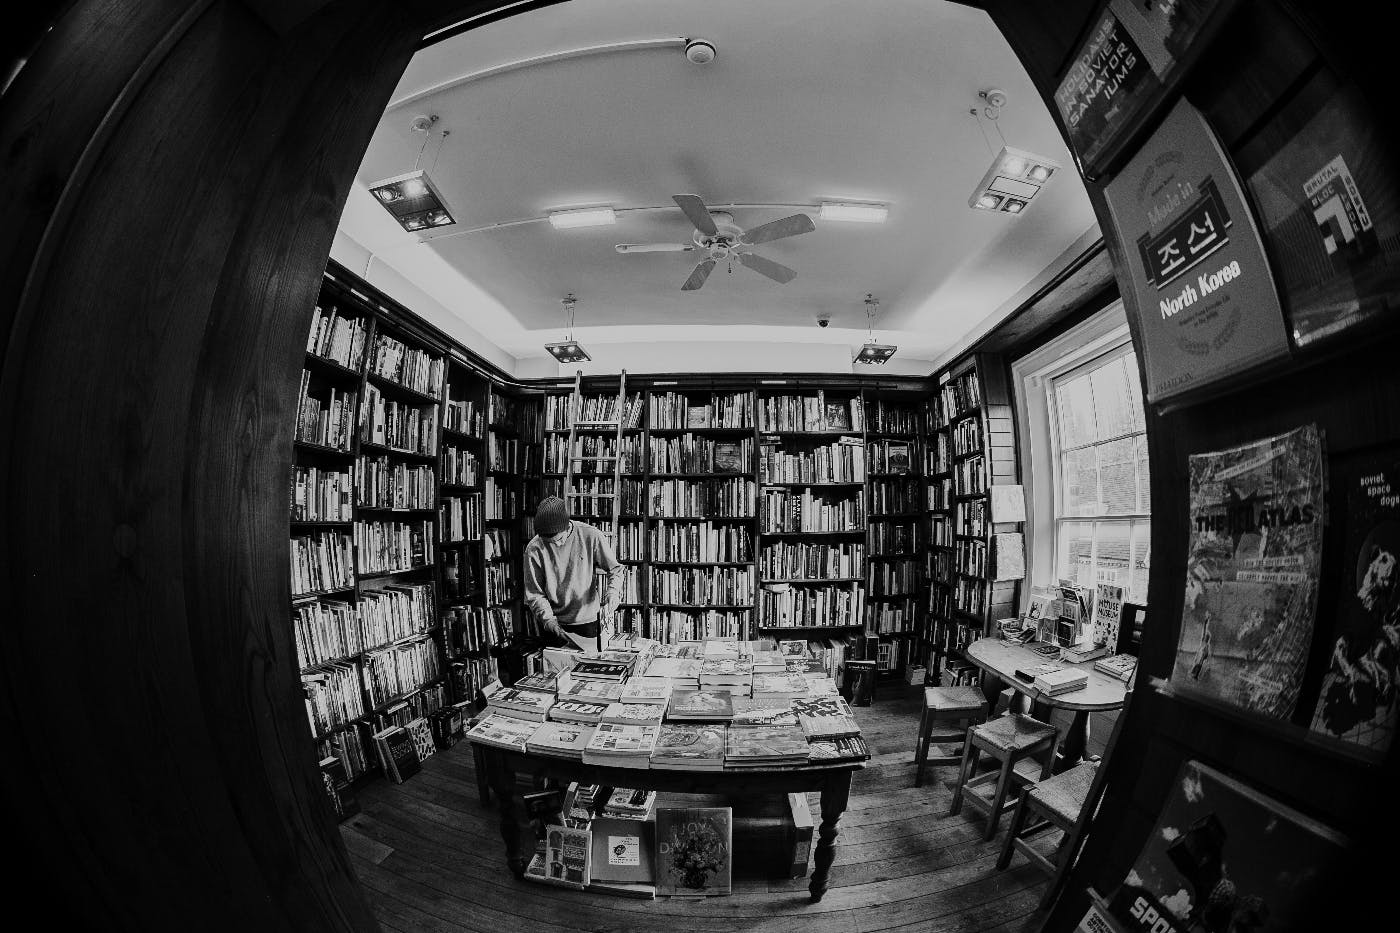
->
xmin=905 ymin=665 xmax=927 ymax=685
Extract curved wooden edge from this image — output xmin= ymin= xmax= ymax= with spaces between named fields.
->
xmin=965 ymin=638 xmax=1128 ymax=712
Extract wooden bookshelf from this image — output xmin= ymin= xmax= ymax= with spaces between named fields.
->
xmin=863 ymin=392 xmax=925 ymax=676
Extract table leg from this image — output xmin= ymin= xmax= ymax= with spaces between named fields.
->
xmin=485 ymin=751 xmax=532 ymax=877
xmin=809 ymin=771 xmax=852 ymax=902
xmin=473 ymin=742 xmax=490 ymax=805
xmin=1057 ymin=711 xmax=1090 ymax=772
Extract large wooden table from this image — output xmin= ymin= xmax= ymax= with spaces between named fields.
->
xmin=963 ymin=638 xmax=1129 ymax=769
xmin=473 ymin=742 xmax=862 ymax=902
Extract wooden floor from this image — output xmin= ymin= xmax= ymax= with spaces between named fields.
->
xmin=341 ymin=682 xmax=1105 ymax=933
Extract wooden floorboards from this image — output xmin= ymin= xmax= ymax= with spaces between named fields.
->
xmin=342 ymin=682 xmax=1096 ymax=933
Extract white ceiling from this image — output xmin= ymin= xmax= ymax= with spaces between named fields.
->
xmin=336 ymin=0 xmax=1098 ymax=377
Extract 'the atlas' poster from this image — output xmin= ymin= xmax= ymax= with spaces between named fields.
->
xmin=1172 ymin=425 xmax=1324 ymax=718
xmin=1104 ymin=99 xmax=1290 ymax=403
xmin=1107 ymin=760 xmax=1346 ymax=933
xmin=1309 ymin=444 xmax=1400 ymax=754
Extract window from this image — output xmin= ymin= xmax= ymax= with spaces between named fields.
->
xmin=1012 ymin=301 xmax=1150 ymax=607
xmin=1048 ymin=346 xmax=1150 ymax=602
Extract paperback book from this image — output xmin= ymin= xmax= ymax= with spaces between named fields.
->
xmin=1172 ymin=424 xmax=1324 ymax=718
xmin=512 ymin=670 xmax=561 ymax=695
xmin=560 ymin=679 xmax=626 ymax=703
xmin=549 ymin=699 xmax=611 ymax=725
xmin=582 ymin=722 xmax=660 ymax=765
xmin=589 ymin=815 xmax=655 ymax=884
xmin=751 ymin=672 xmax=808 ymax=698
xmin=724 ymin=724 xmax=811 ymax=768
xmin=620 ymin=677 xmax=673 ymax=704
xmin=667 ymin=690 xmax=736 ymax=721
xmin=373 ymin=726 xmax=421 ymax=784
xmin=525 ymin=722 xmax=595 ymax=760
xmin=649 ymin=723 xmax=727 ymax=770
xmin=535 ymin=824 xmax=592 ymax=889
xmin=600 ymin=702 xmax=667 ymax=728
xmin=790 ymin=695 xmax=860 ymax=740
xmin=806 ymin=734 xmax=871 ymax=762
xmin=602 ymin=787 xmax=657 ymax=820
xmin=483 ymin=681 xmax=553 ymax=721
xmin=656 ymin=807 xmax=733 ymax=896
xmin=730 ymin=697 xmax=799 ymax=727
xmin=464 ymin=712 xmax=539 ymax=752
xmin=1094 ymin=654 xmax=1139 ymax=683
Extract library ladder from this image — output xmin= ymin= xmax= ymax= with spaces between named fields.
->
xmin=561 ymin=368 xmax=629 ymax=544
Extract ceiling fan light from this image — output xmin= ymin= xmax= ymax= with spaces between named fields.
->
xmin=545 ymin=340 xmax=591 ymax=363
xmin=548 ymin=207 xmax=616 ymax=229
xmin=854 ymin=342 xmax=897 ymax=364
xmin=819 ymin=202 xmax=888 ymax=223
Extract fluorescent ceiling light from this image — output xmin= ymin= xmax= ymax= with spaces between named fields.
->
xmin=854 ymin=343 xmax=898 ymax=365
xmin=548 ymin=207 xmax=616 ymax=229
xmin=819 ymin=202 xmax=888 ymax=223
xmin=545 ymin=340 xmax=591 ymax=363
xmin=367 ymin=169 xmax=456 ymax=232
xmin=969 ymin=146 xmax=1060 ymax=214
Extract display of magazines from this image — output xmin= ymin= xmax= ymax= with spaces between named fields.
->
xmin=1171 ymin=424 xmax=1324 ymax=718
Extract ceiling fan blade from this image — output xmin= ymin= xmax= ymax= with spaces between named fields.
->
xmin=681 ymin=258 xmax=716 ymax=291
xmin=740 ymin=213 xmax=816 ymax=246
xmin=615 ymin=243 xmax=695 ymax=253
xmin=674 ymin=194 xmax=718 ymax=236
xmin=738 ymin=251 xmax=797 ymax=284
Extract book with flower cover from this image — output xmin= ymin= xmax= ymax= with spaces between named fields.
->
xmin=601 ymin=702 xmax=667 ymax=727
xmin=649 ymin=723 xmax=727 ymax=770
xmin=656 ymin=807 xmax=732 ymax=896
xmin=790 ymin=695 xmax=860 ymax=740
xmin=465 ymin=712 xmax=539 ymax=752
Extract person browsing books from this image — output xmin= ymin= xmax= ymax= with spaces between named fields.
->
xmin=524 ymin=496 xmax=625 ymax=652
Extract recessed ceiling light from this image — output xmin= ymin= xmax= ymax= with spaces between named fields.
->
xmin=367 ymin=169 xmax=456 ymax=232
xmin=819 ymin=202 xmax=889 ymax=223
xmin=968 ymin=146 xmax=1060 ymax=214
xmin=548 ymin=207 xmax=617 ymax=229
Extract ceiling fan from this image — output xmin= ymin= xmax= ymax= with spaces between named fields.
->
xmin=615 ymin=194 xmax=816 ymax=290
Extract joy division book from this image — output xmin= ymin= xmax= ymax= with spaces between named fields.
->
xmin=1309 ymin=444 xmax=1400 ymax=754
xmin=1172 ymin=424 xmax=1324 ymax=719
xmin=656 ymin=807 xmax=732 ymax=896
xmin=1106 ymin=760 xmax=1346 ymax=933
xmin=589 ymin=815 xmax=655 ymax=884
xmin=649 ymin=723 xmax=726 ymax=770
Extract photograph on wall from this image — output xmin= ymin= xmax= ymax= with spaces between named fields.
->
xmin=1308 ymin=443 xmax=1400 ymax=754
xmin=1244 ymin=81 xmax=1400 ymax=349
xmin=1172 ymin=424 xmax=1324 ymax=718
xmin=1103 ymin=99 xmax=1291 ymax=403
xmin=1107 ymin=759 xmax=1347 ymax=933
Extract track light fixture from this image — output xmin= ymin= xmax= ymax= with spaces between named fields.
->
xmin=854 ymin=294 xmax=897 ymax=364
xmin=545 ymin=294 xmax=591 ymax=363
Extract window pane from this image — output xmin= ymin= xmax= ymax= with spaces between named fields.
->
xmin=1093 ymin=522 xmax=1133 ymax=591
xmin=1129 ymin=521 xmax=1151 ymax=604
xmin=1054 ymin=371 xmax=1096 ymax=449
xmin=1061 ymin=446 xmax=1100 ymax=516
xmin=1057 ymin=522 xmax=1096 ymax=589
xmin=1088 ymin=356 xmax=1136 ymax=441
xmin=1135 ymin=433 xmax=1152 ymax=514
xmin=1097 ymin=437 xmax=1139 ymax=514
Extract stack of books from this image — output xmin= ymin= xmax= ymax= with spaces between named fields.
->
xmin=511 ymin=670 xmax=560 ymax=696
xmin=465 ymin=712 xmax=540 ymax=752
xmin=564 ymin=782 xmax=603 ymax=825
xmin=751 ymin=649 xmax=788 ymax=673
xmin=804 ymin=676 xmax=840 ymax=696
xmin=667 ymin=689 xmax=736 ymax=721
xmin=525 ymin=721 xmax=595 ymax=760
xmin=699 ymin=655 xmax=753 ymax=696
xmin=549 ymin=698 xmax=611 ymax=725
xmin=703 ymin=639 xmax=742 ymax=659
xmin=483 ymin=680 xmax=553 ymax=722
xmin=600 ymin=701 xmax=666 ymax=728
xmin=1033 ymin=667 xmax=1089 ymax=695
xmin=724 ymin=724 xmax=811 ymax=769
xmin=559 ymin=678 xmax=625 ymax=703
xmin=582 ymin=722 xmax=660 ymax=766
xmin=524 ymin=825 xmax=591 ymax=888
xmin=1093 ymin=653 xmax=1138 ymax=682
xmin=751 ymin=671 xmax=808 ymax=703
xmin=1059 ymin=643 xmax=1111 ymax=663
xmin=642 ymin=657 xmax=700 ymax=689
xmin=730 ymin=696 xmax=799 ymax=726
xmin=649 ymin=722 xmax=727 ymax=770
xmin=791 ymin=695 xmax=860 ymax=740
xmin=601 ymin=787 xmax=657 ymax=820
xmin=570 ymin=655 xmax=634 ymax=684
xmin=620 ymin=677 xmax=673 ymax=704
xmin=807 ymin=735 xmax=871 ymax=762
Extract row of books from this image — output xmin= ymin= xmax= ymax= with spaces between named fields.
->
xmin=354 ymin=519 xmax=434 ymax=574
xmin=952 ymin=416 xmax=983 ymax=457
xmin=929 ymin=432 xmax=951 ymax=474
xmin=307 ymin=302 xmax=369 ymax=370
xmin=955 ymin=538 xmax=987 ymax=578
xmin=356 ymin=456 xmax=435 ymax=510
xmin=290 ymin=530 xmax=354 ymax=596
xmin=440 ymin=548 xmax=475 ymax=600
xmin=649 ymin=391 xmax=754 ymax=430
xmin=360 ymin=582 xmax=435 ymax=649
xmin=293 ymin=598 xmax=360 ymax=670
xmin=485 ymin=562 xmax=518 ymax=606
xmin=956 ymin=497 xmax=987 ymax=537
xmin=866 ymin=439 xmax=914 ymax=474
xmin=443 ymin=395 xmax=483 ymax=438
xmin=867 ymin=598 xmax=918 ymax=634
xmin=759 ymin=541 xmax=864 ymax=580
xmin=443 ymin=605 xmax=511 ymax=656
xmin=759 ymin=438 xmax=865 ymax=484
xmin=290 ymin=465 xmax=353 ymax=522
xmin=648 ymin=567 xmax=755 ymax=607
xmin=939 ymin=370 xmax=981 ymax=419
xmin=439 ymin=494 xmax=482 ymax=542
xmin=450 ymin=655 xmax=499 ymax=702
xmin=487 ymin=434 xmax=530 ymax=473
xmin=316 ymin=723 xmax=371 ymax=782
xmin=930 ymin=514 xmax=952 ymax=547
xmin=757 ymin=393 xmax=865 ymax=433
xmin=868 ymin=518 xmax=917 ymax=554
xmin=759 ymin=489 xmax=865 ymax=533
xmin=369 ymin=683 xmax=448 ymax=735
xmin=442 ymin=444 xmax=480 ymax=486
xmin=865 ymin=400 xmax=920 ymax=435
xmin=360 ymin=385 xmax=439 ymax=456
xmin=294 ymin=375 xmax=356 ymax=451
xmin=545 ymin=392 xmax=644 ymax=430
xmin=485 ymin=477 xmax=517 ymax=519
xmin=647 ymin=435 xmax=752 ymax=474
xmin=928 ymin=476 xmax=953 ymax=510
xmin=759 ymin=582 xmax=864 ymax=628
xmin=488 ymin=392 xmax=544 ymax=436
xmin=953 ymin=454 xmax=986 ymax=497
xmin=303 ymin=661 xmax=364 ymax=735
xmin=635 ymin=610 xmax=749 ymax=643
xmin=363 ymin=635 xmax=441 ymax=709
xmin=543 ymin=434 xmax=643 ymax=474
xmin=868 ymin=561 xmax=921 ymax=596
xmin=648 ymin=478 xmax=755 ymax=517
xmin=370 ymin=331 xmax=444 ymax=397
xmin=868 ymin=478 xmax=921 ymax=514
xmin=953 ymin=575 xmax=986 ymax=616
xmin=649 ymin=521 xmax=752 ymax=564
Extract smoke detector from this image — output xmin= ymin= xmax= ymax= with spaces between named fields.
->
xmin=684 ymin=39 xmax=717 ymax=65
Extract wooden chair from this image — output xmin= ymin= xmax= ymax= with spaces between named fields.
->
xmin=996 ymin=759 xmax=1099 ymax=905
xmin=948 ymin=712 xmax=1058 ymax=840
xmin=914 ymin=685 xmax=988 ymax=787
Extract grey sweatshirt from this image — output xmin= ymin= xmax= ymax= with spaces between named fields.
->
xmin=523 ymin=521 xmax=625 ymax=636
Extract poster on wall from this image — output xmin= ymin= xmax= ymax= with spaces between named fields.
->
xmin=1172 ymin=424 xmax=1324 ymax=719
xmin=1054 ymin=0 xmax=1232 ymax=176
xmin=1308 ymin=444 xmax=1400 ymax=755
xmin=1107 ymin=760 xmax=1347 ymax=933
xmin=1103 ymin=99 xmax=1291 ymax=404
xmin=1244 ymin=82 xmax=1400 ymax=349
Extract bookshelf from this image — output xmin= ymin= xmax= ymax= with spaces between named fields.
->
xmin=863 ymin=394 xmax=925 ymax=677
xmin=756 ymin=389 xmax=868 ymax=637
xmin=923 ymin=352 xmax=1019 ymax=685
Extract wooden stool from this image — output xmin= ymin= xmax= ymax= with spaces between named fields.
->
xmin=949 ymin=713 xmax=1057 ymax=840
xmin=914 ymin=686 xmax=988 ymax=787
xmin=997 ymin=760 xmax=1099 ymax=907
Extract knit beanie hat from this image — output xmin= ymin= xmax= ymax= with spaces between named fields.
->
xmin=534 ymin=495 xmax=570 ymax=536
